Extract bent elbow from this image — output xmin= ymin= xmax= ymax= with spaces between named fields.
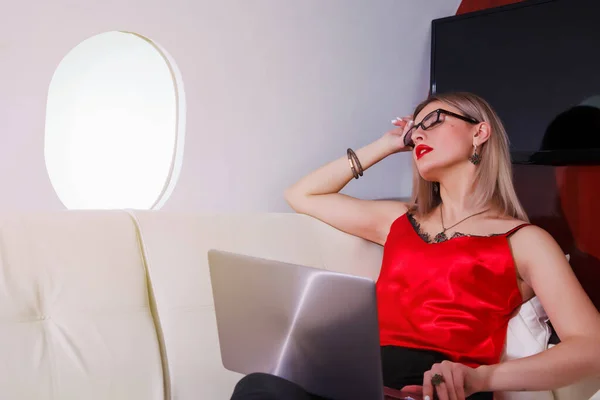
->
xmin=285 ymin=188 xmax=315 ymax=215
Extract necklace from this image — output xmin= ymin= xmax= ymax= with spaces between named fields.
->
xmin=434 ymin=206 xmax=490 ymax=243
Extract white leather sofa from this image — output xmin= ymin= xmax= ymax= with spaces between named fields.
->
xmin=0 ymin=210 xmax=598 ymax=400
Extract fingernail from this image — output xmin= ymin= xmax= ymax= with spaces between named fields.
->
xmin=391 ymin=119 xmax=398 ymax=124
xmin=424 ymin=396 xmax=431 ymax=400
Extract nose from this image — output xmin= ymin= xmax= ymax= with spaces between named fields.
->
xmin=411 ymin=126 xmax=426 ymax=144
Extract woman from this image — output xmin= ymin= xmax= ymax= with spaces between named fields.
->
xmin=230 ymin=92 xmax=600 ymax=400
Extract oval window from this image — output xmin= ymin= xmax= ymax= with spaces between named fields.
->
xmin=44 ymin=31 xmax=185 ymax=210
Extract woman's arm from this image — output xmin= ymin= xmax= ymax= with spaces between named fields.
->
xmin=285 ymin=117 xmax=413 ymax=245
xmin=476 ymin=225 xmax=600 ymax=392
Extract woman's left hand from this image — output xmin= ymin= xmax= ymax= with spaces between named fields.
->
xmin=422 ymin=361 xmax=485 ymax=400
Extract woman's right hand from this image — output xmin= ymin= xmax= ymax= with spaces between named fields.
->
xmin=383 ymin=116 xmax=414 ymax=153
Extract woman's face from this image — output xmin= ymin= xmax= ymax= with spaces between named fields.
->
xmin=410 ymin=101 xmax=479 ymax=181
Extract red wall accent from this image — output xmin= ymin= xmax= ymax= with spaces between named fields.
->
xmin=457 ymin=0 xmax=524 ymax=14
xmin=454 ymin=0 xmax=600 ymax=310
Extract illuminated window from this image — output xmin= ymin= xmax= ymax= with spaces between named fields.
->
xmin=44 ymin=31 xmax=185 ymax=209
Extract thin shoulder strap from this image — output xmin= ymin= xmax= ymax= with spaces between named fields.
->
xmin=504 ymin=223 xmax=531 ymax=237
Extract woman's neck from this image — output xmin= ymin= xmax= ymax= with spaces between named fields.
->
xmin=438 ymin=175 xmax=489 ymax=223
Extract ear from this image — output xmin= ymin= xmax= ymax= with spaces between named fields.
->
xmin=473 ymin=122 xmax=492 ymax=146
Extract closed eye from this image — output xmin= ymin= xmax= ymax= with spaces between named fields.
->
xmin=424 ymin=119 xmax=443 ymax=130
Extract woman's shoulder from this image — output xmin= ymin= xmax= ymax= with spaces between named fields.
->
xmin=495 ymin=216 xmax=557 ymax=246
xmin=487 ymin=213 xmax=534 ymax=234
xmin=501 ymin=218 xmax=567 ymax=279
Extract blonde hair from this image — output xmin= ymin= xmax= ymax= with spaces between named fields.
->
xmin=409 ymin=92 xmax=529 ymax=222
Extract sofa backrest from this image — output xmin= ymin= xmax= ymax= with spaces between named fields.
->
xmin=0 ymin=211 xmax=164 ymax=400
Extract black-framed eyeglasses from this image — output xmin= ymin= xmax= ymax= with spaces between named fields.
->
xmin=404 ymin=108 xmax=480 ymax=148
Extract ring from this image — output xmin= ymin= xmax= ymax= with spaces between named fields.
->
xmin=431 ymin=373 xmax=444 ymax=386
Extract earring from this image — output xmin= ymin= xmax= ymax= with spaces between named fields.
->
xmin=469 ymin=145 xmax=481 ymax=165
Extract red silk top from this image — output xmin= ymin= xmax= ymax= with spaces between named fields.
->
xmin=376 ymin=213 xmax=529 ymax=367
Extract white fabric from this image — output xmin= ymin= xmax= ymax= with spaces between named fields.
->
xmin=0 ymin=211 xmax=164 ymax=400
xmin=504 ymin=297 xmax=551 ymax=361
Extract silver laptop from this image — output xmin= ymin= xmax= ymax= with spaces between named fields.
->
xmin=207 ymin=249 xmax=384 ymax=400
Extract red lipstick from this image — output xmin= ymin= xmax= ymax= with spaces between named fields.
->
xmin=415 ymin=144 xmax=434 ymax=160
